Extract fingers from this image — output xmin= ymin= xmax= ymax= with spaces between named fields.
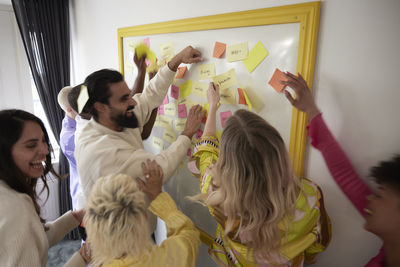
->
xmin=284 ymin=90 xmax=296 ymax=106
xmin=136 ymin=177 xmax=145 ymax=190
xmin=141 ymin=161 xmax=148 ymax=176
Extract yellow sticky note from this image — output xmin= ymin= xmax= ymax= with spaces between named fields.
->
xmin=127 ymin=40 xmax=138 ymax=50
xmin=135 ymin=43 xmax=157 ymax=64
xmin=198 ymin=63 xmax=216 ymax=80
xmin=242 ymin=42 xmax=269 ymax=73
xmin=155 ymin=115 xmax=173 ymax=129
xmin=220 ymin=88 xmax=236 ymax=105
xmin=77 ymin=85 xmax=89 ymax=114
xmin=179 ymin=80 xmax=192 ymax=99
xmin=242 ymin=89 xmax=253 ymax=111
xmin=212 ymin=69 xmax=238 ymax=90
xmin=160 ymin=41 xmax=174 ymax=59
xmin=226 ymin=42 xmax=248 ymax=62
xmin=163 ymin=129 xmax=177 ymax=143
xmin=164 ymin=103 xmax=177 ymax=116
xmin=216 ymin=131 xmax=222 ymax=140
xmin=152 ymin=136 xmax=164 ymax=150
xmin=174 ymin=118 xmax=186 ymax=132
xmin=192 ymin=81 xmax=208 ymax=98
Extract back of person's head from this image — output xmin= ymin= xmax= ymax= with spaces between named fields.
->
xmin=83 ymin=69 xmax=123 ymax=120
xmin=84 ymin=173 xmax=153 ymax=267
xmin=0 ymin=109 xmax=54 ymax=223
xmin=206 ymin=109 xmax=301 ymax=255
xmin=371 ymin=155 xmax=400 ymax=193
xmin=57 ymin=86 xmax=72 ymax=112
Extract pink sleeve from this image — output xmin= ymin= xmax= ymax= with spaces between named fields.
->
xmin=307 ymin=114 xmax=373 ymax=215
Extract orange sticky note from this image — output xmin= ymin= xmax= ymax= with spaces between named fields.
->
xmin=237 ymin=88 xmax=246 ymax=105
xmin=213 ymin=42 xmax=226 ymax=58
xmin=268 ymin=68 xmax=288 ymax=93
xmin=176 ymin=66 xmax=187 ymax=79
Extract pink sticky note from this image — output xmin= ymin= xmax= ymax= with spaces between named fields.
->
xmin=178 ymin=104 xmax=187 ymax=118
xmin=163 ymin=95 xmax=169 ymax=105
xmin=196 ymin=129 xmax=203 ymax=139
xmin=220 ymin=110 xmax=232 ymax=128
xmin=187 ymin=148 xmax=192 ymax=157
xmin=143 ymin=37 xmax=150 ymax=47
xmin=171 ymin=85 xmax=179 ymax=99
xmin=158 ymin=105 xmax=164 ymax=115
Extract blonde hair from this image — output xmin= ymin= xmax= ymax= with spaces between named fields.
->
xmin=57 ymin=86 xmax=72 ymax=112
xmin=205 ymin=109 xmax=301 ymax=256
xmin=84 ymin=173 xmax=154 ymax=267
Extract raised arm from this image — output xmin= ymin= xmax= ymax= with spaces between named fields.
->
xmin=203 ymin=82 xmax=220 ymax=137
xmin=282 ymin=71 xmax=373 ymax=215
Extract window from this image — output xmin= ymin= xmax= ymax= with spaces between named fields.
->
xmin=31 ymin=78 xmax=60 ymax=162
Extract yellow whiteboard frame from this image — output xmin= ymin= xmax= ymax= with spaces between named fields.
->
xmin=118 ymin=2 xmax=320 ymax=246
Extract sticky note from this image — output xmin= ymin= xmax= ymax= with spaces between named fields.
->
xmin=160 ymin=41 xmax=174 ymax=59
xmin=192 ymin=81 xmax=208 ymax=97
xmin=226 ymin=42 xmax=248 ymax=62
xmin=152 ymin=136 xmax=164 ymax=150
xmin=196 ymin=129 xmax=203 ymax=139
xmin=143 ymin=37 xmax=150 ymax=47
xmin=216 ymin=131 xmax=222 ymax=140
xmin=213 ymin=42 xmax=226 ymax=58
xmin=155 ymin=115 xmax=173 ymax=129
xmin=174 ymin=118 xmax=186 ymax=132
xmin=212 ymin=69 xmax=238 ymax=90
xmin=127 ymin=40 xmax=137 ymax=50
xmin=170 ymin=85 xmax=179 ymax=99
xmin=220 ymin=111 xmax=232 ymax=128
xmin=176 ymin=66 xmax=187 ymax=79
xmin=163 ymin=129 xmax=177 ymax=143
xmin=158 ymin=105 xmax=164 ymax=115
xmin=220 ymin=88 xmax=236 ymax=105
xmin=135 ymin=43 xmax=157 ymax=64
xmin=146 ymin=61 xmax=159 ymax=73
xmin=243 ymin=89 xmax=252 ymax=111
xmin=164 ymin=103 xmax=176 ymax=116
xmin=163 ymin=95 xmax=169 ymax=105
xmin=237 ymin=88 xmax=252 ymax=111
xmin=268 ymin=68 xmax=288 ymax=93
xmin=198 ymin=63 xmax=216 ymax=80
xmin=187 ymin=148 xmax=192 ymax=157
xmin=77 ymin=85 xmax=89 ymax=113
xmin=242 ymin=41 xmax=269 ymax=73
xmin=179 ymin=80 xmax=192 ymax=99
xmin=178 ymin=104 xmax=187 ymax=118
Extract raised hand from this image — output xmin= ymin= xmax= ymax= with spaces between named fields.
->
xmin=182 ymin=105 xmax=205 ymax=139
xmin=136 ymin=159 xmax=163 ymax=201
xmin=281 ymin=71 xmax=320 ymax=119
xmin=207 ymin=82 xmax=220 ymax=108
xmin=168 ymin=46 xmax=203 ymax=71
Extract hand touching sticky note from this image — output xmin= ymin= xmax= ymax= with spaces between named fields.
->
xmin=198 ymin=63 xmax=216 ymax=80
xmin=176 ymin=66 xmax=187 ymax=79
xmin=268 ymin=68 xmax=288 ymax=93
xmin=135 ymin=43 xmax=157 ymax=64
xmin=243 ymin=42 xmax=269 ymax=73
xmin=226 ymin=42 xmax=248 ymax=62
xmin=220 ymin=110 xmax=232 ymax=128
xmin=213 ymin=42 xmax=226 ymax=58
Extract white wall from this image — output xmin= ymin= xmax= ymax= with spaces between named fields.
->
xmin=0 ymin=4 xmax=33 ymax=112
xmin=71 ymin=0 xmax=400 ymax=266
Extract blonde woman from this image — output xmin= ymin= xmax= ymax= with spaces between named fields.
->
xmin=188 ymin=83 xmax=331 ymax=266
xmin=84 ymin=160 xmax=201 ymax=267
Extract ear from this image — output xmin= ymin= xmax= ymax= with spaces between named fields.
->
xmin=93 ymin=102 xmax=108 ymax=115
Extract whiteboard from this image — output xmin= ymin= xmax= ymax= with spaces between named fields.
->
xmin=118 ymin=3 xmax=320 ymax=266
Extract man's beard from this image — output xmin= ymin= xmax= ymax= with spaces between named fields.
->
xmin=112 ymin=105 xmax=139 ymax=129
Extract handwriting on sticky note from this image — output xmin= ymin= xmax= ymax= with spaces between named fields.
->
xmin=192 ymin=81 xmax=208 ymax=97
xmin=163 ymin=129 xmax=177 ymax=143
xmin=243 ymin=41 xmax=269 ymax=73
xmin=198 ymin=63 xmax=216 ymax=80
xmin=156 ymin=115 xmax=173 ymax=129
xmin=174 ymin=118 xmax=186 ymax=132
xmin=170 ymin=85 xmax=179 ymax=99
xmin=164 ymin=103 xmax=176 ymax=116
xmin=213 ymin=42 xmax=226 ymax=58
xmin=212 ymin=69 xmax=238 ymax=90
xmin=220 ymin=88 xmax=236 ymax=105
xmin=179 ymin=80 xmax=192 ymax=99
xmin=176 ymin=66 xmax=187 ymax=79
xmin=160 ymin=41 xmax=174 ymax=59
xmin=178 ymin=104 xmax=187 ymax=118
xmin=226 ymin=42 xmax=248 ymax=62
xmin=268 ymin=68 xmax=288 ymax=93
xmin=152 ymin=136 xmax=164 ymax=150
xmin=220 ymin=110 xmax=232 ymax=128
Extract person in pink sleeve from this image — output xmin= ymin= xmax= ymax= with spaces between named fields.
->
xmin=281 ymin=72 xmax=400 ymax=267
